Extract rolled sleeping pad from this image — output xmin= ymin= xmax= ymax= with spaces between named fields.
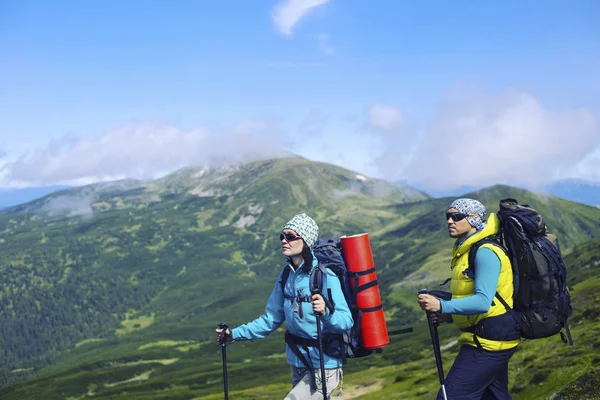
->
xmin=340 ymin=233 xmax=389 ymax=349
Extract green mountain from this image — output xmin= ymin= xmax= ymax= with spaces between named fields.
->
xmin=0 ymin=158 xmax=427 ymax=383
xmin=0 ymin=157 xmax=598 ymax=399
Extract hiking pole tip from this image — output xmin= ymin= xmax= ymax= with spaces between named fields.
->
xmin=441 ymin=384 xmax=448 ymax=400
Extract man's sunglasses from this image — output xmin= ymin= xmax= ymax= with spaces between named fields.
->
xmin=280 ymin=232 xmax=302 ymax=242
xmin=446 ymin=212 xmax=479 ymax=222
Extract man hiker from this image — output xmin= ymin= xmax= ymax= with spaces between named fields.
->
xmin=216 ymin=213 xmax=353 ymax=399
xmin=418 ymin=198 xmax=520 ymax=399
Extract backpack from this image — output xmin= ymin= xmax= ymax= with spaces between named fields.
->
xmin=468 ymin=198 xmax=573 ymax=344
xmin=280 ymin=238 xmax=379 ymax=362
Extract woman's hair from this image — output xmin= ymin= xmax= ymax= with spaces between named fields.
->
xmin=300 ymin=241 xmax=313 ymax=273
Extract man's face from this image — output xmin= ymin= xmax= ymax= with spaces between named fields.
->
xmin=446 ymin=208 xmax=476 ymax=239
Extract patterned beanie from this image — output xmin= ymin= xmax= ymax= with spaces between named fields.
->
xmin=449 ymin=198 xmax=486 ymax=231
xmin=282 ymin=213 xmax=319 ymax=248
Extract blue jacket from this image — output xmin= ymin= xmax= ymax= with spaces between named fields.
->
xmin=231 ymin=253 xmax=354 ymax=369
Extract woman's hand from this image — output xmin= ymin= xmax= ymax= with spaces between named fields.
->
xmin=312 ymin=294 xmax=326 ymax=316
xmin=215 ymin=327 xmax=232 ymax=342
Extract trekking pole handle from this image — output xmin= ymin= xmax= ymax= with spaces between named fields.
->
xmin=218 ymin=323 xmax=229 ymax=346
xmin=419 ymin=289 xmax=446 ymax=387
xmin=418 ymin=289 xmax=435 ymax=322
xmin=218 ymin=323 xmax=230 ymax=400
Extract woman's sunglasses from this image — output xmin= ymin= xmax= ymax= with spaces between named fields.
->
xmin=280 ymin=232 xmax=302 ymax=242
xmin=446 ymin=212 xmax=479 ymax=222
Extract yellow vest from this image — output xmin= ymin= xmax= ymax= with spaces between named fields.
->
xmin=449 ymin=213 xmax=520 ymax=351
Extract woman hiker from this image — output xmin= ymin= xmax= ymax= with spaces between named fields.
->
xmin=216 ymin=213 xmax=353 ymax=399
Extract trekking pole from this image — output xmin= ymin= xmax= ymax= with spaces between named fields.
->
xmin=314 ymin=293 xmax=328 ymax=399
xmin=315 ymin=313 xmax=329 ymax=399
xmin=418 ymin=289 xmax=447 ymax=400
xmin=217 ymin=323 xmax=229 ymax=400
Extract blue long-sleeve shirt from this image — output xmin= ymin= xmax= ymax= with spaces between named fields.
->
xmin=231 ymin=255 xmax=354 ymax=369
xmin=439 ymin=246 xmax=501 ymax=315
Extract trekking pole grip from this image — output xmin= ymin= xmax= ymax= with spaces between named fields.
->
xmin=217 ymin=322 xmax=229 ymax=400
xmin=218 ymin=323 xmax=229 ymax=346
xmin=419 ymin=288 xmax=446 ymax=393
xmin=418 ymin=289 xmax=434 ymax=324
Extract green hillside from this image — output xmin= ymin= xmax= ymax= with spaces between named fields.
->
xmin=0 ymin=157 xmax=428 ymax=385
xmin=0 ymin=157 xmax=598 ymax=399
xmin=377 ymin=185 xmax=600 ymax=304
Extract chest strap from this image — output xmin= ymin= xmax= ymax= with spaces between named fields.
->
xmin=284 ymin=290 xmax=312 ymax=318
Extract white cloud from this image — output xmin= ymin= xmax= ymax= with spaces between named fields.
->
xmin=290 ymin=120 xmax=383 ymax=178
xmin=41 ymin=194 xmax=94 ymax=218
xmin=365 ymin=104 xmax=415 ymax=182
xmin=271 ymin=0 xmax=332 ymax=37
xmin=560 ymin=149 xmax=600 ymax=182
xmin=368 ymin=103 xmax=404 ymax=134
xmin=0 ymin=119 xmax=287 ymax=188
xmin=292 ymin=135 xmax=382 ymax=178
xmin=399 ymin=88 xmax=600 ymax=189
xmin=4 ymin=90 xmax=597 ymax=192
xmin=314 ymin=33 xmax=333 ymax=54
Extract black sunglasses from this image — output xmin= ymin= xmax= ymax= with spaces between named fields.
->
xmin=280 ymin=232 xmax=302 ymax=242
xmin=446 ymin=212 xmax=479 ymax=222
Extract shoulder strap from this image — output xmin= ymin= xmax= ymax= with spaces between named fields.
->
xmin=310 ymin=264 xmax=336 ymax=314
xmin=467 ymin=237 xmax=507 ymax=277
xmin=467 ymin=237 xmax=512 ymax=310
xmin=309 ymin=264 xmax=325 ymax=295
xmin=280 ymin=262 xmax=325 ymax=293
xmin=279 ymin=267 xmax=291 ymax=293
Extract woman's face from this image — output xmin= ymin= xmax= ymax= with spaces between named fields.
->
xmin=280 ymin=229 xmax=304 ymax=258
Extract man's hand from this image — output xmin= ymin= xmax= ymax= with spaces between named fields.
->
xmin=418 ymin=293 xmax=441 ymax=312
xmin=429 ymin=312 xmax=452 ymax=327
xmin=312 ymin=294 xmax=326 ymax=316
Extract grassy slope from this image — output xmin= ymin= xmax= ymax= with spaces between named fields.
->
xmin=136 ymin=241 xmax=600 ymax=400
xmin=0 ymin=157 xmax=428 ymax=396
xmin=0 ymin=160 xmax=598 ymax=399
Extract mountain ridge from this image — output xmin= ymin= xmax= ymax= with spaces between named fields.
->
xmin=0 ymin=157 xmax=597 ymax=399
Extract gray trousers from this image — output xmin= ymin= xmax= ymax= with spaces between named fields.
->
xmin=284 ymin=366 xmax=343 ymax=400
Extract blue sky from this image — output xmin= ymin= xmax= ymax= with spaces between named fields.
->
xmin=1 ymin=0 xmax=599 ymax=190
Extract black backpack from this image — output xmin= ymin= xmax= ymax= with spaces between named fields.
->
xmin=469 ymin=198 xmax=573 ymax=344
xmin=280 ymin=238 xmax=380 ymax=361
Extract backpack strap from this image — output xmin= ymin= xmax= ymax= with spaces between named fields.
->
xmin=281 ymin=265 xmax=337 ymax=317
xmin=467 ymin=237 xmax=508 ymax=276
xmin=347 ymin=267 xmax=378 ymax=309
xmin=310 ymin=264 xmax=335 ymax=315
xmin=467 ymin=237 xmax=513 ymax=311
xmin=493 ymin=291 xmax=513 ymax=313
xmin=562 ymin=321 xmax=574 ymax=346
xmin=465 ymin=238 xmax=519 ymax=350
xmin=280 ymin=266 xmax=292 ymax=293
xmin=279 ymin=266 xmax=297 ymax=303
xmin=285 ymin=331 xmax=317 ymax=388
